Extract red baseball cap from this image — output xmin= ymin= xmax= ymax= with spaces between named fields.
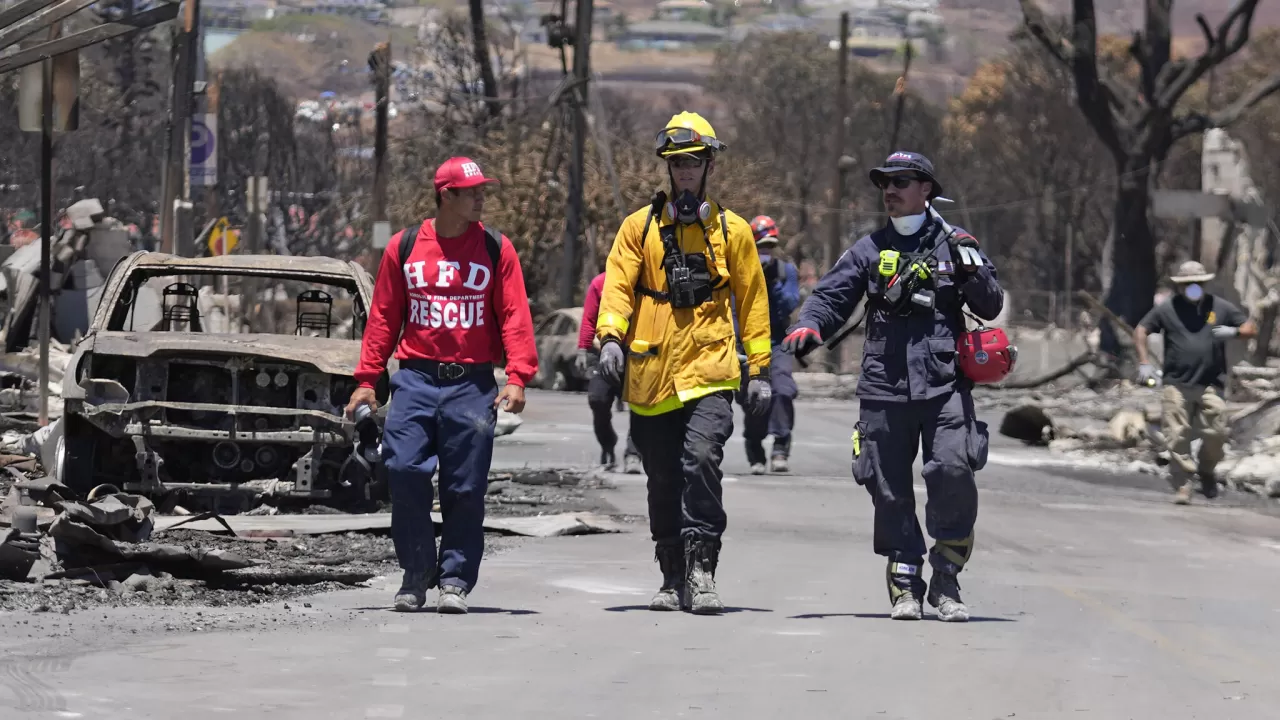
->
xmin=434 ymin=156 xmax=499 ymax=193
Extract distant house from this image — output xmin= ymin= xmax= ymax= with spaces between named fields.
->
xmin=654 ymin=0 xmax=712 ymax=23
xmin=727 ymin=12 xmax=815 ymax=41
xmin=618 ymin=19 xmax=727 ymax=50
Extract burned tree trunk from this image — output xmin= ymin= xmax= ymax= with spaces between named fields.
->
xmin=469 ymin=0 xmax=502 ymax=120
xmin=1100 ymin=169 xmax=1158 ymax=360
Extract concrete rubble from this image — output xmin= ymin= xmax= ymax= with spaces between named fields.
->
xmin=993 ymin=382 xmax=1280 ymax=498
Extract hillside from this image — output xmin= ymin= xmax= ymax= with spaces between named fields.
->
xmin=209 ymin=15 xmax=416 ymax=101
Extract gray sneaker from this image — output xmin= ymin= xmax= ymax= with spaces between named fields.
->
xmin=438 ymin=585 xmax=469 ymax=615
xmin=927 ymin=572 xmax=970 ymax=623
xmin=890 ymin=593 xmax=922 ymax=621
xmin=749 ymin=463 xmax=767 ymax=475
xmin=770 ymin=456 xmax=789 ymax=473
xmin=393 ymin=571 xmax=430 ymax=612
xmin=624 ymin=455 xmax=643 ymax=474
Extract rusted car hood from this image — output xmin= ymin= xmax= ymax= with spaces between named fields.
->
xmin=85 ymin=331 xmax=364 ymax=375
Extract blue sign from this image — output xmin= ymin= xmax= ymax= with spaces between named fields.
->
xmin=191 ymin=114 xmax=217 ymax=186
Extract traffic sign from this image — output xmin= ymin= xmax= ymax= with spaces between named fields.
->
xmin=191 ymin=114 xmax=217 ymax=187
xmin=208 ymin=217 xmax=239 ymax=256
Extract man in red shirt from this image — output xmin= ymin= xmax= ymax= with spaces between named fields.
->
xmin=577 ymin=269 xmax=641 ymax=472
xmin=346 ymin=157 xmax=538 ymax=614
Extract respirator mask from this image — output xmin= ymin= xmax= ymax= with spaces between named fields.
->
xmin=667 ymin=189 xmax=712 ymax=226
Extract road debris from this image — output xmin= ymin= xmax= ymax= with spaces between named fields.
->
xmin=0 ymin=465 xmax=628 ymax=611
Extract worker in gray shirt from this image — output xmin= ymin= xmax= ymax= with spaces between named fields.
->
xmin=1135 ymin=261 xmax=1257 ymax=504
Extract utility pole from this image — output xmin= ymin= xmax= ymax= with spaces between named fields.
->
xmin=824 ymin=13 xmax=851 ymax=374
xmin=826 ymin=11 xmax=849 ymax=274
xmin=1065 ymin=221 xmax=1074 ymax=332
xmin=37 ymin=57 xmax=52 ymax=427
xmin=888 ymin=27 xmax=914 ymax=152
xmin=244 ymin=176 xmax=266 ymax=330
xmin=370 ymin=41 xmax=390 ymax=227
xmin=160 ymin=0 xmax=199 ymax=253
xmin=560 ymin=0 xmax=593 ymax=309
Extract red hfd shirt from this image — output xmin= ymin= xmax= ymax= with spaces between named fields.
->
xmin=355 ymin=220 xmax=538 ymax=388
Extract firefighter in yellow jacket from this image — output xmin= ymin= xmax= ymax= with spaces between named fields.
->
xmin=596 ymin=112 xmax=772 ymax=614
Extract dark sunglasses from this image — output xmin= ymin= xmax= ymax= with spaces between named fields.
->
xmin=668 ymin=154 xmax=707 ymax=169
xmin=876 ymin=175 xmax=920 ymax=190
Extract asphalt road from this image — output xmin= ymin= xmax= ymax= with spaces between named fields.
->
xmin=5 ymin=390 xmax=1280 ymax=718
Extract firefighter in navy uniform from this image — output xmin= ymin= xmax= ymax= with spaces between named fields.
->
xmin=740 ymin=216 xmax=801 ymax=474
xmin=782 ymin=151 xmax=1004 ymax=623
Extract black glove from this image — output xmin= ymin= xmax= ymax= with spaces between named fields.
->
xmin=947 ymin=231 xmax=983 ymax=274
xmin=763 ymin=259 xmax=779 ymax=285
xmin=744 ymin=378 xmax=772 ymax=417
xmin=599 ymin=340 xmax=624 ymax=385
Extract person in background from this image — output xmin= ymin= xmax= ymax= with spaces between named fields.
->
xmin=739 ymin=215 xmax=801 ymax=474
xmin=1135 ymin=260 xmax=1257 ymax=505
xmin=577 ymin=267 xmax=642 ymax=473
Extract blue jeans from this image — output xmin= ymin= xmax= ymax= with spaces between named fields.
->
xmin=382 ymin=364 xmax=497 ymax=591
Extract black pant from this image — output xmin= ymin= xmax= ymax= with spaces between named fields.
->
xmin=630 ymin=391 xmax=734 ymax=542
xmin=740 ymin=347 xmax=797 ymax=465
xmin=853 ymin=391 xmax=986 ymax=575
xmin=586 ymin=361 xmax=639 ymax=459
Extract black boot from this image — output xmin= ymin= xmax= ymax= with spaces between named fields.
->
xmin=886 ymin=560 xmax=925 ymax=621
xmin=685 ymin=536 xmax=724 ymax=615
xmin=648 ymin=542 xmax=685 ymax=611
xmin=600 ymin=447 xmax=617 ymax=471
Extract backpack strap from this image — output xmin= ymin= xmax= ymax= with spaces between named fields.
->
xmin=399 ymin=221 xmax=502 ymax=277
xmin=483 ymin=225 xmax=502 ymax=272
xmin=396 ymin=223 xmax=419 ymax=267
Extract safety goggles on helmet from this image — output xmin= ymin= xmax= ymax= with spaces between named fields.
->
xmin=655 ymin=126 xmax=726 ymax=155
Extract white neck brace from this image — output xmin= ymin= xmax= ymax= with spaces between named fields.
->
xmin=890 ymin=212 xmax=927 ymax=236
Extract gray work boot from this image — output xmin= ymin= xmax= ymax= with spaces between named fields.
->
xmin=685 ymin=537 xmax=725 ymax=615
xmin=770 ymin=456 xmax=789 ymax=473
xmin=1173 ymin=483 xmax=1192 ymax=505
xmin=393 ymin=570 xmax=431 ymax=612
xmin=648 ymin=542 xmax=685 ymax=611
xmin=750 ymin=462 xmax=767 ymax=475
xmin=886 ymin=561 xmax=924 ymax=621
xmin=927 ymin=571 xmax=970 ymax=623
xmin=438 ymin=585 xmax=469 ymax=615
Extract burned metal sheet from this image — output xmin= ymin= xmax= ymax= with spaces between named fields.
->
xmin=152 ymin=511 xmax=630 ymax=538
xmin=75 ymin=331 xmax=364 ymax=378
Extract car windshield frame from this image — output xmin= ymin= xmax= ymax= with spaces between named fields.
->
xmin=103 ymin=266 xmax=371 ymax=341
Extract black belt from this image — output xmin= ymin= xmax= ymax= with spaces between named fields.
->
xmin=636 ymin=285 xmax=668 ymax=301
xmin=402 ymin=359 xmax=493 ymax=381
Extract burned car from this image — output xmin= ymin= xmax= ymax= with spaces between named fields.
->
xmin=55 ymin=252 xmax=389 ymax=510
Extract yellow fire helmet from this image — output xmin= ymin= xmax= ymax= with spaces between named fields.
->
xmin=654 ymin=111 xmax=727 ymax=158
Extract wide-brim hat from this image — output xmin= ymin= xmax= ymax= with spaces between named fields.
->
xmin=1170 ymin=260 xmax=1214 ymax=284
xmin=869 ymin=150 xmax=943 ymax=199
